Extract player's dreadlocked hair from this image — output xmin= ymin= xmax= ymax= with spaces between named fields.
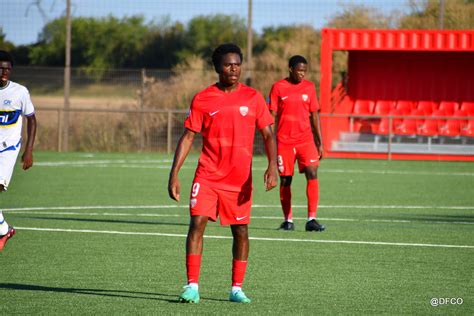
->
xmin=211 ymin=43 xmax=243 ymax=73
xmin=0 ymin=50 xmax=14 ymax=66
xmin=288 ymin=55 xmax=307 ymax=69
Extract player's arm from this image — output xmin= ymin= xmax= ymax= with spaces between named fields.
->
xmin=311 ymin=111 xmax=324 ymax=160
xmin=21 ymin=114 xmax=37 ymax=170
xmin=168 ymin=129 xmax=196 ymax=201
xmin=259 ymin=125 xmax=278 ymax=191
xmin=269 ymin=110 xmax=277 ymax=134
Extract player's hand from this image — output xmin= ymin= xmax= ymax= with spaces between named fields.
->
xmin=168 ymin=175 xmax=181 ymax=201
xmin=21 ymin=149 xmax=33 ymax=170
xmin=264 ymin=166 xmax=278 ymax=191
xmin=318 ymin=144 xmax=324 ymax=160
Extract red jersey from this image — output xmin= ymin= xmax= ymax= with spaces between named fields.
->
xmin=269 ymin=79 xmax=319 ymax=145
xmin=185 ymin=83 xmax=274 ymax=191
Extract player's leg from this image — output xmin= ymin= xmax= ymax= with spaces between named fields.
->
xmin=218 ymin=188 xmax=252 ymax=303
xmin=0 ymin=149 xmax=19 ymax=251
xmin=297 ymin=143 xmax=325 ymax=232
xmin=229 ymin=224 xmax=251 ymax=303
xmin=277 ymin=145 xmax=296 ymax=230
xmin=180 ymin=182 xmax=217 ymax=303
xmin=179 ymin=215 xmax=208 ymax=303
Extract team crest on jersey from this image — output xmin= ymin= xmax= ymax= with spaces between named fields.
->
xmin=239 ymin=106 xmax=249 ymax=116
xmin=190 ymin=198 xmax=197 ymax=208
xmin=302 ymin=94 xmax=309 ymax=102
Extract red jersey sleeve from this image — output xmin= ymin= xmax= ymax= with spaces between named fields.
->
xmin=268 ymin=83 xmax=280 ymax=112
xmin=256 ymin=92 xmax=274 ymax=130
xmin=309 ymin=82 xmax=320 ymax=113
xmin=184 ymin=95 xmax=204 ymax=133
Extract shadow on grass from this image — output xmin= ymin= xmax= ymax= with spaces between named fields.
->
xmin=18 ymin=216 xmax=189 ymax=227
xmin=0 ymin=283 xmax=227 ymax=303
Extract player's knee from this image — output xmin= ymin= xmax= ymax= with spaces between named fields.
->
xmin=280 ymin=176 xmax=292 ymax=186
xmin=305 ymin=167 xmax=318 ymax=180
xmin=231 ymin=224 xmax=248 ymax=238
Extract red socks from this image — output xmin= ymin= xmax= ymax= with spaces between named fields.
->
xmin=232 ymin=259 xmax=248 ymax=287
xmin=307 ymin=179 xmax=319 ymax=219
xmin=280 ymin=185 xmax=293 ymax=221
xmin=186 ymin=254 xmax=202 ymax=284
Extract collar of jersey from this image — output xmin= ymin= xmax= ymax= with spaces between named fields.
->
xmin=0 ymin=81 xmax=10 ymax=90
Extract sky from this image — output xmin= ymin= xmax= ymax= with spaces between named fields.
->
xmin=1 ymin=0 xmax=410 ymax=46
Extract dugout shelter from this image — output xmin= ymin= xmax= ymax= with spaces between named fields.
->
xmin=319 ymin=28 xmax=474 ymax=161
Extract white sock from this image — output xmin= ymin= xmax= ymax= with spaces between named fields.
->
xmin=286 ymin=219 xmax=293 ymax=223
xmin=231 ymin=286 xmax=242 ymax=294
xmin=0 ymin=211 xmax=9 ymax=235
xmin=307 ymin=217 xmax=316 ymax=222
xmin=188 ymin=283 xmax=198 ymax=290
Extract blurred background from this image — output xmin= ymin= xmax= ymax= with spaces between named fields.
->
xmin=1 ymin=0 xmax=473 ymax=152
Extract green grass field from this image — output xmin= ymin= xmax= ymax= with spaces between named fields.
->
xmin=1 ymin=152 xmax=473 ymax=314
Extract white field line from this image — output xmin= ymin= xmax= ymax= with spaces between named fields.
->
xmin=14 ymin=226 xmax=474 ymax=249
xmin=5 ymin=210 xmax=474 ymax=225
xmin=4 ymin=204 xmax=474 ymax=211
xmin=34 ymin=160 xmax=474 ymax=176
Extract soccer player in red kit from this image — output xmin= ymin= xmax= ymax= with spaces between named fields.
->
xmin=168 ymin=43 xmax=278 ymax=303
xmin=268 ymin=55 xmax=325 ymax=232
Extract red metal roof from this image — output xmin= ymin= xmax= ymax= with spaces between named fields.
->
xmin=322 ymin=29 xmax=474 ymax=51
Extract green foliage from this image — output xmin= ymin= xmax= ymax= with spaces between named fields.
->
xmin=178 ymin=14 xmax=248 ymax=64
xmin=400 ymin=0 xmax=474 ymax=29
xmin=326 ymin=4 xmax=392 ymax=29
xmin=0 ymin=27 xmax=14 ymax=51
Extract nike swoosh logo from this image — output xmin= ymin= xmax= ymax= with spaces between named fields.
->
xmin=281 ymin=96 xmax=288 ymax=100
xmin=310 ymin=159 xmax=318 ymax=163
xmin=209 ymin=110 xmax=220 ymax=116
xmin=236 ymin=216 xmax=247 ymax=221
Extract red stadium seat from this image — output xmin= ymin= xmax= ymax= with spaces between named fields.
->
xmin=375 ymin=108 xmax=401 ymax=135
xmin=352 ymin=100 xmax=374 ymax=115
xmin=373 ymin=100 xmax=395 ymax=116
xmin=396 ymin=109 xmax=424 ymax=135
xmin=439 ymin=101 xmax=459 ymax=116
xmin=461 ymin=119 xmax=474 ymax=137
xmin=418 ymin=110 xmax=444 ymax=137
xmin=351 ymin=100 xmax=374 ymax=133
xmin=396 ymin=100 xmax=416 ymax=116
xmin=417 ymin=101 xmax=437 ymax=116
xmin=439 ymin=119 xmax=461 ymax=137
xmin=460 ymin=102 xmax=474 ymax=116
xmin=454 ymin=109 xmax=468 ymax=130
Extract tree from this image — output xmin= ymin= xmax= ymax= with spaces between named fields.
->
xmin=0 ymin=27 xmax=14 ymax=51
xmin=326 ymin=4 xmax=392 ymax=29
xmin=178 ymin=14 xmax=248 ymax=65
xmin=399 ymin=0 xmax=474 ymax=29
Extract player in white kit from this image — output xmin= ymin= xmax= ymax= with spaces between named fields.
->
xmin=0 ymin=50 xmax=37 ymax=251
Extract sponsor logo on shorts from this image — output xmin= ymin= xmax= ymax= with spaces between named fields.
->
xmin=236 ymin=216 xmax=248 ymax=221
xmin=239 ymin=106 xmax=249 ymax=116
xmin=310 ymin=159 xmax=318 ymax=163
xmin=190 ymin=198 xmax=197 ymax=208
xmin=281 ymin=96 xmax=288 ymax=100
xmin=209 ymin=110 xmax=220 ymax=116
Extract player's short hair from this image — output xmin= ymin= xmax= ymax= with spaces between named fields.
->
xmin=0 ymin=50 xmax=14 ymax=66
xmin=289 ymin=55 xmax=307 ymax=69
xmin=211 ymin=43 xmax=243 ymax=73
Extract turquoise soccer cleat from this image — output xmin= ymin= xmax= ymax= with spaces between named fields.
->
xmin=179 ymin=285 xmax=200 ymax=303
xmin=229 ymin=289 xmax=251 ymax=303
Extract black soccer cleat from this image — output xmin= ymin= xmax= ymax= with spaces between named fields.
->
xmin=278 ymin=221 xmax=295 ymax=231
xmin=305 ymin=219 xmax=325 ymax=232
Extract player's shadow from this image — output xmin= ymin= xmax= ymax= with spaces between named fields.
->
xmin=19 ymin=216 xmax=189 ymax=227
xmin=0 ymin=283 xmax=227 ymax=303
xmin=0 ymin=283 xmax=176 ymax=302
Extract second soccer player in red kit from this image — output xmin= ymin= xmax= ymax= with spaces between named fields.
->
xmin=168 ymin=43 xmax=278 ymax=304
xmin=269 ymin=55 xmax=325 ymax=232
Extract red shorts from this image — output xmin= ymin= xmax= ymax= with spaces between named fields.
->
xmin=277 ymin=141 xmax=320 ymax=176
xmin=189 ymin=181 xmax=252 ymax=225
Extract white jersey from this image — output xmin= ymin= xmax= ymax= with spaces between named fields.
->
xmin=0 ymin=80 xmax=35 ymax=150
